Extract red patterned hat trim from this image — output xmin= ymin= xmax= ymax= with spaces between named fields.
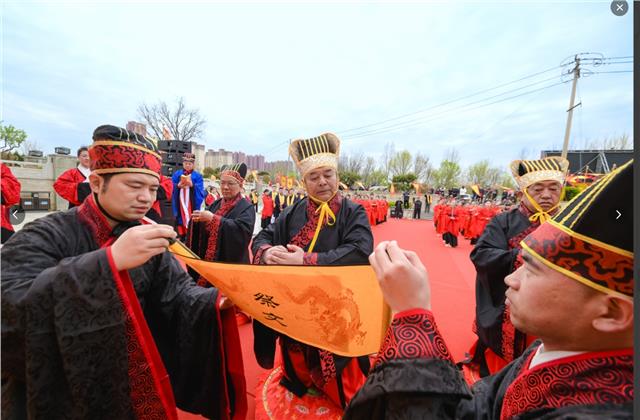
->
xmin=220 ymin=170 xmax=244 ymax=184
xmin=90 ymin=141 xmax=162 ymax=179
xmin=521 ymin=220 xmax=633 ymax=299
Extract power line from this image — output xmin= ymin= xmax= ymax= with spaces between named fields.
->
xmin=341 ymin=75 xmax=564 ymax=139
xmin=336 ymin=64 xmax=563 ymax=135
xmin=341 ymin=57 xmax=631 ymax=141
xmin=343 ymin=80 xmax=570 ymax=140
xmin=590 ymin=70 xmax=633 ymax=74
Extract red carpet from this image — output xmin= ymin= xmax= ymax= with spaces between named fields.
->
xmin=179 ymin=218 xmax=476 ymax=419
xmin=371 ymin=218 xmax=476 ymax=361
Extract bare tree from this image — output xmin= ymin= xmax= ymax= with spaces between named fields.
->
xmin=413 ymin=152 xmax=430 ymax=182
xmin=339 ymin=152 xmax=366 ymax=175
xmin=581 ymin=134 xmax=631 ymax=150
xmin=22 ymin=139 xmax=41 ymax=155
xmin=381 ymin=142 xmax=395 ymax=178
xmin=602 ymin=133 xmax=631 ymax=150
xmin=443 ymin=148 xmax=460 ymax=164
xmin=423 ymin=165 xmax=436 ymax=187
xmin=466 ymin=160 xmax=503 ymax=187
xmin=138 ymin=97 xmax=206 ymax=141
xmin=389 ymin=150 xmax=413 ymax=176
xmin=517 ymin=147 xmax=534 ymax=160
xmin=361 ymin=156 xmax=378 ymax=185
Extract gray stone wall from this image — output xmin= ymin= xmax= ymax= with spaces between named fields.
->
xmin=2 ymin=154 xmax=78 ymax=211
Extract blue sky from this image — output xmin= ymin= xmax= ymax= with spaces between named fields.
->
xmin=2 ymin=1 xmax=633 ymax=169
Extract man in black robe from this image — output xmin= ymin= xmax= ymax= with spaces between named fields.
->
xmin=187 ymin=163 xmax=255 ymax=280
xmin=273 ymin=187 xmax=285 ymax=220
xmin=464 ymin=157 xmax=569 ymax=380
xmin=345 ymin=160 xmax=633 ymax=419
xmin=1 ymin=125 xmax=246 ymax=420
xmin=412 ymin=197 xmax=422 ymax=219
xmin=251 ymin=132 xmax=374 ymax=417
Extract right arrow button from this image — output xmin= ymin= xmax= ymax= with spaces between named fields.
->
xmin=615 ymin=210 xmax=622 ymax=220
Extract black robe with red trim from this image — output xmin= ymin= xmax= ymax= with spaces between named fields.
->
xmin=1 ymin=196 xmax=246 ymax=419
xmin=250 ymin=194 xmax=374 ymax=408
xmin=344 ymin=310 xmax=633 ymax=419
xmin=53 ymin=167 xmax=92 ymax=208
xmin=187 ymin=194 xmax=256 ymax=265
xmin=468 ymin=204 xmax=541 ymax=371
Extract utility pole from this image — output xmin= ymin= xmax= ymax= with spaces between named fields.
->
xmin=561 ymin=56 xmax=580 ymax=159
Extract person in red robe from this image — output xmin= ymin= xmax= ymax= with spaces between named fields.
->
xmin=442 ymin=200 xmax=459 ymax=247
xmin=260 ymin=189 xmax=274 ymax=229
xmin=433 ymin=200 xmax=443 ymax=233
xmin=146 ymin=174 xmax=174 ymax=226
xmin=1 ymin=163 xmax=21 ymax=243
xmin=53 ymin=146 xmax=92 ymax=208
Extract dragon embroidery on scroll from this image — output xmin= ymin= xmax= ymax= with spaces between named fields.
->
xmin=278 ymin=283 xmax=366 ymax=348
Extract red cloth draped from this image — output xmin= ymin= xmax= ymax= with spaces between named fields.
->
xmin=53 ymin=167 xmax=87 ymax=206
xmin=1 ymin=163 xmax=21 ymax=233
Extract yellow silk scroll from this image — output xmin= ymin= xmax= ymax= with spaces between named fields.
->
xmin=169 ymin=241 xmax=391 ymax=357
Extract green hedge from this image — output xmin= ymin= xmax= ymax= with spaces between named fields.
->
xmin=563 ymin=186 xmax=584 ymax=201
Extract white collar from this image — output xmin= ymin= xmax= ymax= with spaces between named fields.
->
xmin=529 ymin=343 xmax=586 ymax=369
xmin=78 ymin=165 xmax=91 ymax=179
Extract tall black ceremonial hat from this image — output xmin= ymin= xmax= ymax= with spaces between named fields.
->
xmin=521 ymin=159 xmax=633 ymax=299
xmin=220 ymin=163 xmax=248 ymax=184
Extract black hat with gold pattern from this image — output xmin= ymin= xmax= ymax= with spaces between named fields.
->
xmin=220 ymin=163 xmax=247 ymax=185
xmin=521 ymin=159 xmax=633 ymax=300
xmin=90 ymin=124 xmax=161 ymax=179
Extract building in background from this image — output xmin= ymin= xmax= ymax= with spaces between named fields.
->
xmin=541 ymin=149 xmax=633 ymax=173
xmin=193 ymin=143 xmax=205 ymax=170
xmin=205 ymin=148 xmax=234 ymax=169
xmin=246 ymin=154 xmax=265 ymax=171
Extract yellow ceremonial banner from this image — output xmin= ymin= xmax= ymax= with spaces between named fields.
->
xmin=287 ymin=177 xmax=294 ymax=189
xmin=389 ymin=183 xmax=395 ymax=194
xmin=470 ymin=184 xmax=481 ymax=197
xmin=280 ymin=175 xmax=287 ymax=187
xmin=339 ymin=181 xmax=349 ymax=190
xmin=168 ymin=241 xmax=391 ymax=357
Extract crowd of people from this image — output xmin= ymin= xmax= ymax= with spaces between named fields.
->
xmin=433 ymin=199 xmax=503 ymax=247
xmin=0 ymin=124 xmax=633 ymax=419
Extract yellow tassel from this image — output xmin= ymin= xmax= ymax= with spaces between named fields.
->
xmin=307 ymin=192 xmax=337 ymax=253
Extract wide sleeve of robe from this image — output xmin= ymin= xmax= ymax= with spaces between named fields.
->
xmin=1 ymin=211 xmax=243 ymax=419
xmin=1 ymin=163 xmax=21 ymax=206
xmin=343 ymin=309 xmax=472 ymax=419
xmin=53 ymin=168 xmax=91 ymax=206
xmin=188 ymin=199 xmax=256 ymax=263
xmin=191 ymin=171 xmax=206 ymax=210
xmin=303 ymin=201 xmax=373 ymax=265
xmin=251 ymin=199 xmax=373 ymax=266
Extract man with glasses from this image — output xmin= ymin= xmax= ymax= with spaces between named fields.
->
xmin=188 ymin=163 xmax=256 ymax=272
